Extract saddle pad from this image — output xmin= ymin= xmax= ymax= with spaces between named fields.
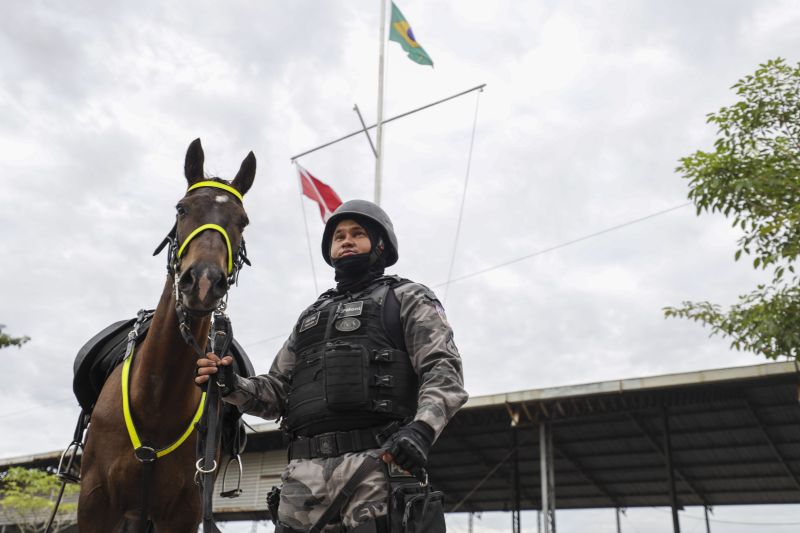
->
xmin=72 ymin=313 xmax=255 ymax=411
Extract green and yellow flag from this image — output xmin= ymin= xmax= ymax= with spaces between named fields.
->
xmin=389 ymin=2 xmax=433 ymax=67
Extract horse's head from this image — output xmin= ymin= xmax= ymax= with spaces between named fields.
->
xmin=171 ymin=138 xmax=255 ymax=314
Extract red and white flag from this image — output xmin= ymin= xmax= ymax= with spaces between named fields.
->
xmin=296 ymin=163 xmax=343 ymax=222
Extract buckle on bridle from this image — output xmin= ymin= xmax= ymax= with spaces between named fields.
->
xmin=134 ymin=446 xmax=157 ymax=463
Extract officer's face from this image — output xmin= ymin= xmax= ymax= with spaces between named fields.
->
xmin=330 ymin=219 xmax=372 ymax=260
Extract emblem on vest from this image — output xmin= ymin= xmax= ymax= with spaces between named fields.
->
xmin=337 ymin=301 xmax=364 ymax=318
xmin=335 ymin=317 xmax=361 ymax=332
xmin=299 ymin=311 xmax=320 ymax=332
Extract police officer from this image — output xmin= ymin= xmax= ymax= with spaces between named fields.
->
xmin=196 ymin=200 xmax=468 ymax=532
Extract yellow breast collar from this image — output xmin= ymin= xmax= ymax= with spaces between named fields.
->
xmin=121 ymin=345 xmax=206 ymax=459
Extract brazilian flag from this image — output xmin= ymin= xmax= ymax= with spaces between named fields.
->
xmin=389 ymin=2 xmax=433 ymax=67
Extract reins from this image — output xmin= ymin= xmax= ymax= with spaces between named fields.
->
xmin=196 ymin=311 xmax=235 ymax=533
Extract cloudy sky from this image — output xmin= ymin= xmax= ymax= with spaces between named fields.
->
xmin=2 ymin=0 xmax=800 ymax=531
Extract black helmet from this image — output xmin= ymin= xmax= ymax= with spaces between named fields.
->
xmin=322 ymin=199 xmax=399 ymax=267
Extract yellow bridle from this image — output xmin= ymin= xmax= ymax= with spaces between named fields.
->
xmin=178 ymin=224 xmax=234 ymax=274
xmin=177 ymin=181 xmax=245 ymax=275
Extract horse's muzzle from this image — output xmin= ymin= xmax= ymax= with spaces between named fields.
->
xmin=178 ymin=263 xmax=229 ymax=311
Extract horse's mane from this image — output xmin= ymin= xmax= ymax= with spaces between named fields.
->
xmin=203 ymin=175 xmax=234 ymax=186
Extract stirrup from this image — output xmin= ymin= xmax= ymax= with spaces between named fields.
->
xmin=56 ymin=409 xmax=89 ymax=484
xmin=56 ymin=441 xmax=83 ymax=484
xmin=219 ymin=454 xmax=243 ymax=498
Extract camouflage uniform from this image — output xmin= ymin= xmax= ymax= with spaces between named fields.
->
xmin=223 ymin=281 xmax=467 ymax=531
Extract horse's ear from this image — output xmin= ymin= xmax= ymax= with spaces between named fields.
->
xmin=231 ymin=151 xmax=256 ymax=196
xmin=184 ymin=138 xmax=205 ymax=185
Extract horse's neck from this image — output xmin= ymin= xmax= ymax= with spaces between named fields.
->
xmin=131 ymin=276 xmax=209 ymax=424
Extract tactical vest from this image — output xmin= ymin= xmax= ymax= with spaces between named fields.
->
xmin=284 ymin=276 xmax=418 ymax=437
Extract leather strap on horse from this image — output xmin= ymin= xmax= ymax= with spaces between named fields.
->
xmin=197 ymin=311 xmax=234 ymax=533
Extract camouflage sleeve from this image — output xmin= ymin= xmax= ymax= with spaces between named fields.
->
xmin=222 ymin=332 xmax=296 ymax=420
xmin=395 ymin=282 xmax=468 ymax=440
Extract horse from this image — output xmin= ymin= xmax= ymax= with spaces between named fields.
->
xmin=77 ymin=139 xmax=256 ymax=532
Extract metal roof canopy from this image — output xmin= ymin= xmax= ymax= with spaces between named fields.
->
xmin=417 ymin=360 xmax=800 ymax=516
xmin=3 ymin=361 xmax=800 ymax=528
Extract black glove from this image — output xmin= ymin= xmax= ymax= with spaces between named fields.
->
xmin=386 ymin=421 xmax=435 ymax=477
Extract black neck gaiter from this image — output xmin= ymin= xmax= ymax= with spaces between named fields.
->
xmin=333 ymin=253 xmax=386 ymax=293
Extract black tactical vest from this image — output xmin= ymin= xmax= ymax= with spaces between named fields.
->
xmin=284 ymin=276 xmax=418 ymax=437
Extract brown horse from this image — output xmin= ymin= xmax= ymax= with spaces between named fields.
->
xmin=77 ymin=139 xmax=256 ymax=532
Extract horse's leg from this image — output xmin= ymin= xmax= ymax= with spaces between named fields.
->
xmin=152 ymin=511 xmax=200 ymax=533
xmin=78 ymin=475 xmax=125 ymax=533
xmin=117 ymin=515 xmax=151 ymax=533
xmin=151 ymin=483 xmax=202 ymax=533
xmin=79 ymin=368 xmax=139 ymax=532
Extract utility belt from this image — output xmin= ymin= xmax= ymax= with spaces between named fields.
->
xmin=288 ymin=423 xmax=401 ymax=461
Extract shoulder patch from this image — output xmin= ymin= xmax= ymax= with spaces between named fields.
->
xmin=433 ymin=302 xmax=449 ymax=325
xmin=299 ymin=311 xmax=320 ymax=332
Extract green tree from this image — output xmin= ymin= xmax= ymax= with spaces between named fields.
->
xmin=0 ymin=324 xmax=30 ymax=350
xmin=665 ymin=58 xmax=800 ymax=360
xmin=0 ymin=467 xmax=78 ymax=533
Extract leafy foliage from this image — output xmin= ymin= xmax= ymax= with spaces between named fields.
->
xmin=665 ymin=58 xmax=800 ymax=360
xmin=0 ymin=467 xmax=77 ymax=532
xmin=0 ymin=324 xmax=30 ymax=350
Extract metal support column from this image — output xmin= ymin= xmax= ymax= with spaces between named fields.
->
xmin=662 ymin=406 xmax=681 ymax=533
xmin=512 ymin=428 xmax=521 ymax=533
xmin=704 ymin=506 xmax=712 ymax=533
xmin=616 ymin=508 xmax=622 ymax=533
xmin=540 ymin=422 xmax=556 ymax=533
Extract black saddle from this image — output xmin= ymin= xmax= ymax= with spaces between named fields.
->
xmin=72 ymin=311 xmax=255 ymax=411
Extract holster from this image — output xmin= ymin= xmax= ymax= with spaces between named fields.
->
xmin=266 ymin=485 xmax=281 ymax=525
xmin=387 ymin=478 xmax=445 ymax=533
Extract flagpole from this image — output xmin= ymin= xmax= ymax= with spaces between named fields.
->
xmin=374 ymin=0 xmax=389 ymax=206
xmin=294 ymin=162 xmax=320 ymax=296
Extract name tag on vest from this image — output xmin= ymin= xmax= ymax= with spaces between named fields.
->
xmin=338 ymin=301 xmax=364 ymax=318
xmin=299 ymin=311 xmax=320 ymax=332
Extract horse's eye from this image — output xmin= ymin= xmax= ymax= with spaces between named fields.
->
xmin=176 ymin=204 xmax=187 ymax=216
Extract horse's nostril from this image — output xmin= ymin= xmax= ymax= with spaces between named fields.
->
xmin=178 ymin=268 xmax=196 ymax=292
xmin=210 ymin=270 xmax=229 ymax=298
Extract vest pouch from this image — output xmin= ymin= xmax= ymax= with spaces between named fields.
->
xmin=324 ymin=343 xmax=370 ymax=411
xmin=388 ymin=481 xmax=445 ymax=533
xmin=285 ymin=351 xmax=328 ymax=431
